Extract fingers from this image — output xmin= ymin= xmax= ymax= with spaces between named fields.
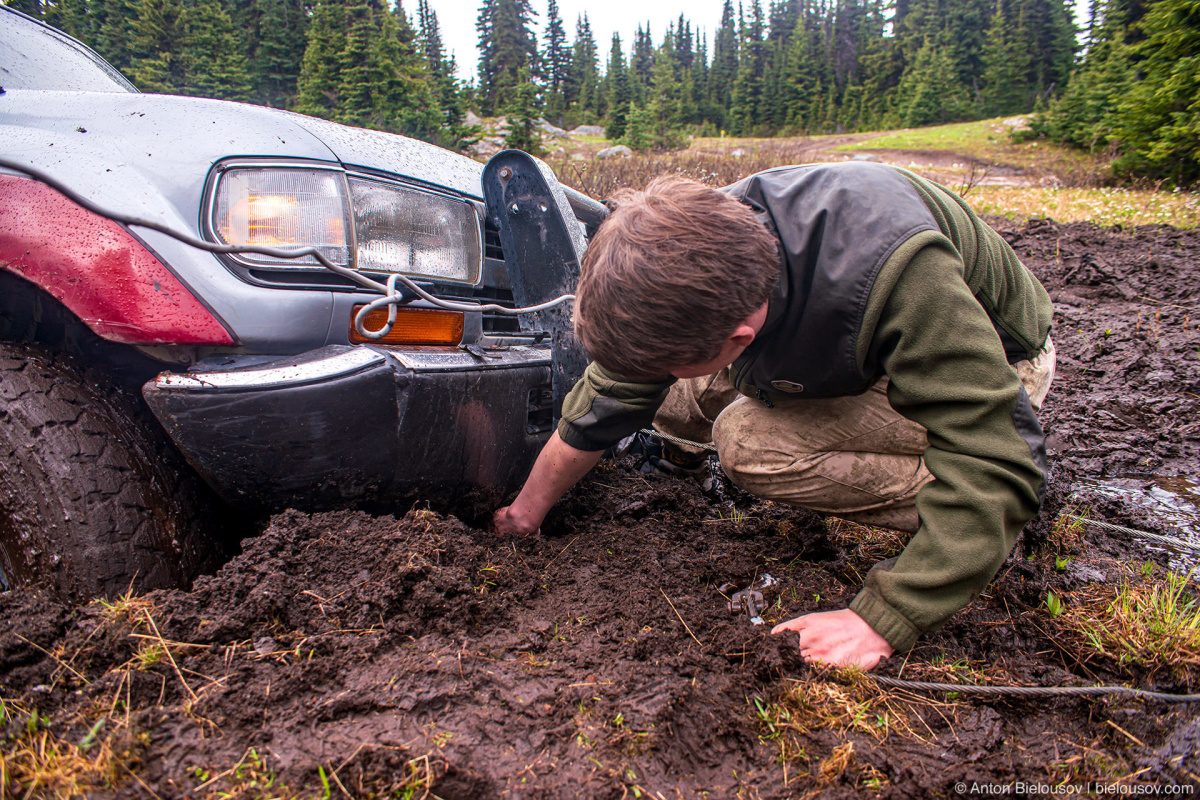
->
xmin=770 ymin=615 xmax=810 ymax=636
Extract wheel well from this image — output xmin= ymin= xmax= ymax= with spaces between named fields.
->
xmin=0 ymin=270 xmax=162 ymax=394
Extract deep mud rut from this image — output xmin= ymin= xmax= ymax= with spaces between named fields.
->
xmin=2 ymin=218 xmax=1200 ymax=799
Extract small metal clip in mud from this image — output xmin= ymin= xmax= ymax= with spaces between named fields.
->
xmin=720 ymin=582 xmax=766 ymax=626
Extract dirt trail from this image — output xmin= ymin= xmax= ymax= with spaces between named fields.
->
xmin=2 ymin=218 xmax=1199 ymax=798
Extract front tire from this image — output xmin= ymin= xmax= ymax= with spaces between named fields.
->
xmin=0 ymin=343 xmax=231 ymax=600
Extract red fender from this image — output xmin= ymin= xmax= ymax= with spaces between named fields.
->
xmin=0 ymin=175 xmax=235 ymax=346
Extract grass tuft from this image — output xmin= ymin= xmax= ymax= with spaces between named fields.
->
xmin=1057 ymin=572 xmax=1200 ymax=681
xmin=0 ymin=698 xmax=132 ymax=800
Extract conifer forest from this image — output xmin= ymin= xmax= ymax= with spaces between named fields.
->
xmin=5 ymin=0 xmax=1199 ymax=182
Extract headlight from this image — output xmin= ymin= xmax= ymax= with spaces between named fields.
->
xmin=211 ymin=165 xmax=483 ymax=284
xmin=214 ymin=168 xmax=351 ymax=268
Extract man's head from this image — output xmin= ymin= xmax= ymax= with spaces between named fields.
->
xmin=574 ymin=176 xmax=780 ymax=379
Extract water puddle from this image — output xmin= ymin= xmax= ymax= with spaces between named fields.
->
xmin=1073 ymin=475 xmax=1200 ymax=569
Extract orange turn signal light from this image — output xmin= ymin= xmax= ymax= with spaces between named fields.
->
xmin=349 ymin=306 xmax=464 ymax=345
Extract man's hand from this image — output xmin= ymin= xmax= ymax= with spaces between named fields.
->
xmin=492 ymin=505 xmax=540 ymax=536
xmin=770 ymin=608 xmax=894 ymax=670
xmin=490 ymin=432 xmax=605 ymax=538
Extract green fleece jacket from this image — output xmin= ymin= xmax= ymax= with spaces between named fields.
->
xmin=557 ymin=166 xmax=1053 ymax=652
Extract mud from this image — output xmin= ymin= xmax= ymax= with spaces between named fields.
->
xmin=3 ymin=218 xmax=1200 ymax=798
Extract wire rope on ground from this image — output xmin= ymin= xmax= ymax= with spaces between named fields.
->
xmin=872 ymin=676 xmax=1200 ymax=703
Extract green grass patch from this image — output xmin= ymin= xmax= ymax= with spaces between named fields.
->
xmin=1058 ymin=571 xmax=1200 ymax=681
xmin=970 ymin=185 xmax=1200 ymax=229
xmin=836 ymin=118 xmax=1015 ymax=153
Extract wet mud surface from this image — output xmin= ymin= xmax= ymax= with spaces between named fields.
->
xmin=3 ymin=218 xmax=1200 ymax=798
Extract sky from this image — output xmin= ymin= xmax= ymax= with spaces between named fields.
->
xmin=407 ymin=0 xmax=1092 ymax=83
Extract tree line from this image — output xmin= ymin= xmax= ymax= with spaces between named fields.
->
xmin=6 ymin=0 xmax=1197 ymax=183
xmin=1035 ymin=0 xmax=1198 ymax=184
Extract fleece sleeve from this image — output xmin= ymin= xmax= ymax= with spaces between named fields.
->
xmin=848 ymin=243 xmax=1047 ymax=652
xmin=556 ymin=362 xmax=676 ymax=452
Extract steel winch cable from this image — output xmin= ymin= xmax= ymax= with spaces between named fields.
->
xmin=639 ymin=428 xmax=719 ymax=453
xmin=0 ymin=158 xmax=575 ymax=340
xmin=1062 ymin=513 xmax=1200 ymax=554
xmin=871 ymin=675 xmax=1200 ymax=703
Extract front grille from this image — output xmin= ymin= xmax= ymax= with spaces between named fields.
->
xmin=484 ymin=218 xmax=505 ymax=261
xmin=474 ymin=285 xmax=521 ymax=334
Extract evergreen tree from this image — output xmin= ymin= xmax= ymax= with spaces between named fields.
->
xmin=642 ymin=40 xmax=685 ymax=149
xmin=128 ymin=0 xmax=186 ymax=92
xmin=1041 ymin=0 xmax=1135 ymax=148
xmin=128 ymin=0 xmax=250 ymax=99
xmin=418 ymin=0 xmax=468 ymax=141
xmin=567 ymin=14 xmax=600 ymax=119
xmin=295 ymin=0 xmax=345 ymax=118
xmin=981 ymin=0 xmax=1032 ymax=115
xmin=782 ymin=7 xmax=824 ymax=131
xmin=180 ymin=0 xmax=251 ymax=99
xmin=542 ymin=0 xmax=570 ymax=122
xmin=631 ymin=22 xmax=655 ymax=100
xmin=383 ymin=5 xmax=444 ymax=138
xmin=709 ymin=0 xmax=738 ymax=129
xmin=249 ymin=0 xmax=309 ymax=107
xmin=605 ymin=33 xmax=631 ymax=139
xmin=731 ymin=0 xmax=768 ymax=134
xmin=475 ymin=0 xmax=539 ymax=114
xmin=98 ymin=0 xmax=141 ymax=73
xmin=620 ymin=103 xmax=653 ymax=150
xmin=896 ymin=36 xmax=968 ymax=126
xmin=1112 ymin=0 xmax=1200 ymax=183
xmin=504 ymin=67 xmax=544 ymax=154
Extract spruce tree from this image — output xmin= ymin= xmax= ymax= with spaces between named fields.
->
xmin=504 ymin=68 xmax=544 ymax=154
xmin=605 ymin=34 xmax=631 ymax=139
xmin=336 ymin=0 xmax=376 ymax=125
xmin=543 ymin=0 xmax=570 ymax=123
xmin=567 ymin=14 xmax=600 ymax=120
xmin=709 ymin=0 xmax=738 ymax=129
xmin=128 ymin=0 xmax=186 ymax=92
xmin=476 ymin=0 xmax=539 ymax=114
xmin=296 ymin=0 xmax=346 ymax=118
xmin=250 ymin=0 xmax=309 ymax=107
xmin=731 ymin=0 xmax=768 ymax=134
xmin=1113 ymin=0 xmax=1200 ymax=183
xmin=981 ymin=0 xmax=1031 ymax=115
xmin=1041 ymin=0 xmax=1134 ymax=148
xmin=179 ymin=0 xmax=251 ymax=99
xmin=373 ymin=5 xmax=441 ymax=138
xmin=896 ymin=36 xmax=968 ymax=126
xmin=418 ymin=0 xmax=467 ymax=142
xmin=783 ymin=10 xmax=822 ymax=131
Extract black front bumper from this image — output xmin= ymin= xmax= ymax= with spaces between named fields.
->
xmin=143 ymin=344 xmax=554 ymax=509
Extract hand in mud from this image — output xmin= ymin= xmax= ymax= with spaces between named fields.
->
xmin=492 ymin=505 xmax=540 ymax=537
xmin=770 ymin=608 xmax=894 ymax=671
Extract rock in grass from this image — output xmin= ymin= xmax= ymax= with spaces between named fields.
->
xmin=570 ymin=125 xmax=605 ymax=137
xmin=597 ymin=145 xmax=633 ymax=159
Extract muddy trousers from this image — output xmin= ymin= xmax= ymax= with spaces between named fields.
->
xmin=653 ymin=339 xmax=1056 ymax=533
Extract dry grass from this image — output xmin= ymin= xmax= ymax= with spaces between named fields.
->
xmin=1048 ymin=508 xmax=1088 ymax=556
xmin=539 ymin=120 xmax=1199 ymax=228
xmin=0 ymin=697 xmax=134 ymax=800
xmin=969 ymin=185 xmax=1200 ymax=229
xmin=545 ymin=139 xmax=828 ymax=201
xmin=1055 ymin=572 xmax=1200 ymax=681
xmin=753 ymin=667 xmax=930 ymax=757
xmin=825 ymin=519 xmax=910 ymax=563
xmin=902 ymin=653 xmax=1025 ymax=688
